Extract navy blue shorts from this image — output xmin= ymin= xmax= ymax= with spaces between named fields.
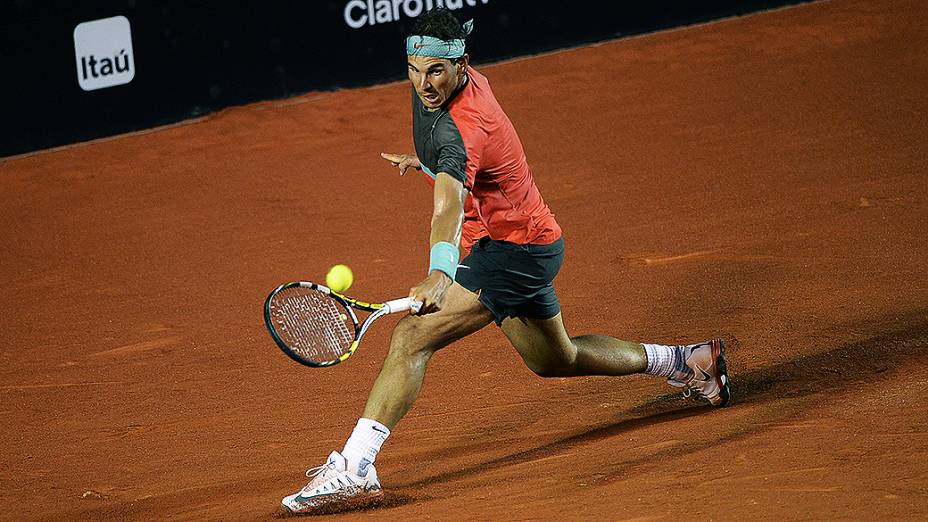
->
xmin=456 ymin=237 xmax=564 ymax=326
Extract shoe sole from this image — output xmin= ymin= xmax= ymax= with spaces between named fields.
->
xmin=711 ymin=338 xmax=732 ymax=407
xmin=278 ymin=490 xmax=384 ymax=516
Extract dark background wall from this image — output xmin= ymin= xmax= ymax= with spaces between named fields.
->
xmin=0 ymin=0 xmax=810 ymax=157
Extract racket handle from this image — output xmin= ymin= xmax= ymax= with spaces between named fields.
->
xmin=383 ymin=298 xmax=423 ymax=314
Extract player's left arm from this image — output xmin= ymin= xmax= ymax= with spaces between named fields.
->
xmin=408 ymin=172 xmax=466 ymax=314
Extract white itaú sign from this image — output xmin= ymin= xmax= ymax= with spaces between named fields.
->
xmin=73 ymin=16 xmax=136 ymax=91
xmin=344 ymin=0 xmax=490 ymax=29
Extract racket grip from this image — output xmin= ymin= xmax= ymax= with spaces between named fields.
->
xmin=383 ymin=298 xmax=423 ymax=314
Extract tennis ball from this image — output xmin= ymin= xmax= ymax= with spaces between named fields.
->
xmin=325 ymin=264 xmax=353 ymax=293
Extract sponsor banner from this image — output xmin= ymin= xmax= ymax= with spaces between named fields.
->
xmin=2 ymin=0 xmax=811 ymax=157
xmin=73 ymin=16 xmax=136 ymax=91
xmin=343 ymin=0 xmax=490 ymax=29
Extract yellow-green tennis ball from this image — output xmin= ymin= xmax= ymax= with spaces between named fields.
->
xmin=326 ymin=264 xmax=353 ymax=292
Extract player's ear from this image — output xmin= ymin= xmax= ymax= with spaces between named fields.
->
xmin=458 ymin=54 xmax=470 ymax=72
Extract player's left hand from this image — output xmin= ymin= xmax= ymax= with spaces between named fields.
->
xmin=409 ymin=271 xmax=453 ymax=315
xmin=380 ymin=152 xmax=421 ymax=176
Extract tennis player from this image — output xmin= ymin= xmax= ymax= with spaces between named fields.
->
xmin=281 ymin=9 xmax=731 ymax=514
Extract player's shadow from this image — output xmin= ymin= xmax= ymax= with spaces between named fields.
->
xmin=394 ymin=309 xmax=928 ymax=490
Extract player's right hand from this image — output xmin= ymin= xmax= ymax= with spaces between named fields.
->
xmin=408 ymin=270 xmax=453 ymax=315
xmin=380 ymin=152 xmax=421 ymax=176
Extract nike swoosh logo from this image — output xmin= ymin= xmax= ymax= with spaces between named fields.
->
xmin=372 ymin=425 xmax=388 ymax=435
xmin=693 ymin=364 xmax=712 ymax=381
xmin=296 ymin=491 xmax=338 ymax=501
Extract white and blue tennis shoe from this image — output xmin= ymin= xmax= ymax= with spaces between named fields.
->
xmin=668 ymin=339 xmax=731 ymax=407
xmin=280 ymin=450 xmax=383 ymax=515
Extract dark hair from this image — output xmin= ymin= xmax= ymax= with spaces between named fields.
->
xmin=410 ymin=8 xmax=466 ymax=41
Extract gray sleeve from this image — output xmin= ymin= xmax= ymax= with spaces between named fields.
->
xmin=432 ymin=114 xmax=468 ymax=186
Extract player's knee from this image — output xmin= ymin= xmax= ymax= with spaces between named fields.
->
xmin=387 ymin=317 xmax=439 ymax=361
xmin=522 ymin=352 xmax=576 ymax=378
xmin=507 ymin=324 xmax=578 ymax=378
xmin=528 ymin=363 xmax=571 ymax=378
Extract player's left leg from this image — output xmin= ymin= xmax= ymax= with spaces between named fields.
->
xmin=500 ymin=313 xmax=731 ymax=406
xmin=500 ymin=313 xmax=646 ymax=376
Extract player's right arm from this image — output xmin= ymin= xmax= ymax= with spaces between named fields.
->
xmin=408 ymin=172 xmax=466 ymax=315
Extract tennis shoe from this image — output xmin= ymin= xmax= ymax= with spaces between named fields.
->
xmin=280 ymin=451 xmax=383 ymax=515
xmin=667 ymin=339 xmax=731 ymax=407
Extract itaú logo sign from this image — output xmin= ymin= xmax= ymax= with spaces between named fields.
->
xmin=344 ymin=0 xmax=490 ymax=29
xmin=73 ymin=16 xmax=135 ymax=91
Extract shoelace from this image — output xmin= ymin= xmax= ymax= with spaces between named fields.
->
xmin=301 ymin=461 xmax=361 ymax=494
xmin=305 ymin=461 xmax=336 ymax=479
xmin=682 ymin=375 xmax=711 ymax=399
xmin=300 ymin=461 xmax=339 ymax=492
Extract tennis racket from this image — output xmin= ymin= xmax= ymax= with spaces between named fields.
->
xmin=264 ymin=281 xmax=421 ymax=367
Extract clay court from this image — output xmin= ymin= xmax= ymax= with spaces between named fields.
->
xmin=2 ymin=0 xmax=927 ymax=519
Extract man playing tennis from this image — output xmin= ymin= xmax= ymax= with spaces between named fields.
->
xmin=281 ymin=9 xmax=730 ymax=514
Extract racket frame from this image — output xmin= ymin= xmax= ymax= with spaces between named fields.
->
xmin=263 ymin=281 xmax=417 ymax=368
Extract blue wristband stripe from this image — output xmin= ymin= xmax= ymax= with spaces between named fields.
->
xmin=429 ymin=241 xmax=459 ymax=281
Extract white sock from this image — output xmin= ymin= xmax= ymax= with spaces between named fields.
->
xmin=642 ymin=343 xmax=693 ymax=381
xmin=341 ymin=418 xmax=390 ymax=475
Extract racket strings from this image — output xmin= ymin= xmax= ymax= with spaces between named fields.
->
xmin=269 ymin=288 xmax=354 ymax=362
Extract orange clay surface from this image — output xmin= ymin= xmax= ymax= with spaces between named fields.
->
xmin=2 ymin=0 xmax=927 ymax=520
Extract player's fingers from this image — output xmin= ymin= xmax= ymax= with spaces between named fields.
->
xmin=380 ymin=152 xmax=403 ymax=165
xmin=401 ymin=159 xmax=418 ymax=175
xmin=408 ymin=289 xmax=424 ymax=314
xmin=408 ymin=291 xmax=437 ymax=315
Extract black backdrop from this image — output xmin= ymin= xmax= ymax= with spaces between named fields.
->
xmin=1 ymin=0 xmax=809 ymax=157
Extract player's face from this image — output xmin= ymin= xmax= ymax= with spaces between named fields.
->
xmin=407 ymin=55 xmax=467 ymax=111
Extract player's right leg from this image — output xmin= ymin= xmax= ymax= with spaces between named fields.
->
xmin=280 ymin=282 xmax=492 ymax=515
xmin=361 ymin=281 xmax=494 ymax=427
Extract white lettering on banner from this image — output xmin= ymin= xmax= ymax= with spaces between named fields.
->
xmin=73 ymin=16 xmax=135 ymax=91
xmin=402 ymin=0 xmax=422 ymax=19
xmin=375 ymin=1 xmax=392 ymax=23
xmin=345 ymin=0 xmax=367 ymax=28
xmin=343 ymin=0 xmax=489 ymax=29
